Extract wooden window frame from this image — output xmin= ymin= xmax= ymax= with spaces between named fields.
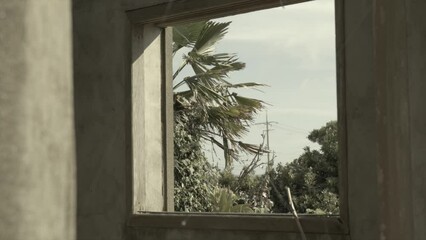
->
xmin=128 ymin=0 xmax=349 ymax=235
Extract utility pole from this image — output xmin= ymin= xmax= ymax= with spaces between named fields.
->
xmin=255 ymin=110 xmax=277 ymax=208
xmin=265 ymin=111 xmax=271 ymax=171
xmin=255 ymin=110 xmax=277 ymax=173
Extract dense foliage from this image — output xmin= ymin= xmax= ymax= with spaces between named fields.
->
xmin=269 ymin=121 xmax=339 ymax=214
xmin=174 ymin=107 xmax=220 ymax=212
xmin=218 ymin=169 xmax=273 ymax=213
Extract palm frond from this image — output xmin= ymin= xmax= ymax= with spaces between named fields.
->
xmin=230 ymin=82 xmax=267 ymax=89
xmin=173 ymin=21 xmax=207 ymax=53
xmin=233 ymin=95 xmax=264 ymax=110
xmin=193 ymin=21 xmax=231 ymax=55
xmin=236 ymin=141 xmax=269 ymax=155
xmin=185 ymin=52 xmax=244 ymax=75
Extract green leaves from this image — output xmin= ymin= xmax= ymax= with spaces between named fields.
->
xmin=269 ymin=121 xmax=339 ymax=215
xmin=192 ymin=21 xmax=231 ymax=55
xmin=173 ymin=21 xmax=231 ymax=56
xmin=209 ymin=187 xmax=254 ymax=213
xmin=173 ymin=21 xmax=207 ymax=53
xmin=174 ymin=109 xmax=220 ymax=212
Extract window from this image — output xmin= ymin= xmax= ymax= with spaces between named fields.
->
xmin=172 ymin=3 xmax=339 ymax=215
xmin=127 ymin=0 xmax=348 ymax=236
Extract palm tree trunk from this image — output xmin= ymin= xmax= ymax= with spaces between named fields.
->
xmin=223 ymin=136 xmax=231 ymax=169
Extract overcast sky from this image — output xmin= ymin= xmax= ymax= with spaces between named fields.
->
xmin=175 ymin=0 xmax=337 ymax=172
xmin=217 ymin=0 xmax=337 ymax=170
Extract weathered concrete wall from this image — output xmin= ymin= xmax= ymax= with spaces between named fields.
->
xmin=129 ymin=228 xmax=349 ymax=240
xmin=72 ymin=0 xmax=132 ymax=239
xmin=132 ymin=25 xmax=165 ymax=213
xmin=373 ymin=1 xmax=413 ymax=239
xmin=345 ymin=0 xmax=426 ymax=239
xmin=343 ymin=1 xmax=380 ymax=240
xmin=4 ymin=0 xmax=426 ymax=239
xmin=407 ymin=2 xmax=426 ymax=239
xmin=123 ymin=0 xmax=171 ymax=10
xmin=73 ymin=0 xmax=351 ymax=239
xmin=0 ymin=0 xmax=75 ymax=240
xmin=72 ymin=0 xmax=426 ymax=239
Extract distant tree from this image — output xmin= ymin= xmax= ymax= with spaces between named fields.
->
xmin=269 ymin=121 xmax=339 ymax=214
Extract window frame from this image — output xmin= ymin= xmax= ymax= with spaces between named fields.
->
xmin=131 ymin=24 xmax=174 ymax=212
xmin=128 ymin=0 xmax=349 ymax=235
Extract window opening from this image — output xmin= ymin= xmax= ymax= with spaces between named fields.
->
xmin=171 ymin=0 xmax=339 ymax=215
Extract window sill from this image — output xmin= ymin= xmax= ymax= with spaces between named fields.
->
xmin=128 ymin=212 xmax=348 ymax=235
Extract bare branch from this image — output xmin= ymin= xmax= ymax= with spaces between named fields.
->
xmin=286 ymin=187 xmax=307 ymax=240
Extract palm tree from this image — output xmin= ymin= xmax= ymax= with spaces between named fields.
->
xmin=173 ymin=21 xmax=267 ymax=168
